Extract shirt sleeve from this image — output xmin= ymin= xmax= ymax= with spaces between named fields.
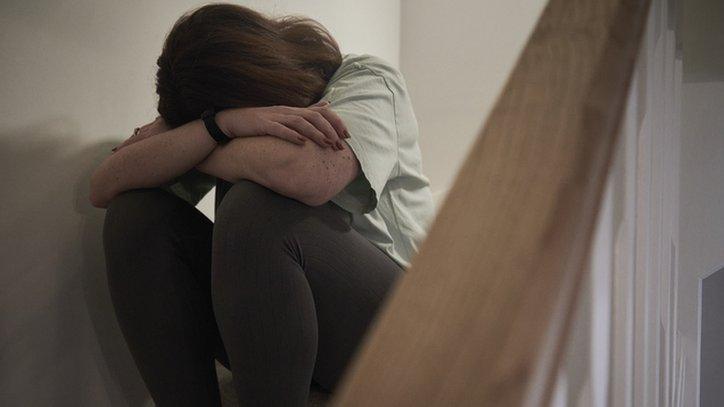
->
xmin=328 ymin=65 xmax=399 ymax=214
xmin=160 ymin=168 xmax=216 ymax=207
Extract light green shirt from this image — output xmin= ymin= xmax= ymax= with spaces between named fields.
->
xmin=323 ymin=53 xmax=435 ymax=268
xmin=162 ymin=53 xmax=435 ymax=269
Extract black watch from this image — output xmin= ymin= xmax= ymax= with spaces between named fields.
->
xmin=201 ymin=108 xmax=232 ymax=144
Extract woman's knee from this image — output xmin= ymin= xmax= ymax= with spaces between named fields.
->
xmin=213 ymin=179 xmax=351 ymax=253
xmin=213 ymin=180 xmax=300 ymax=240
xmin=211 ymin=180 xmax=324 ymax=290
xmin=211 ymin=181 xmax=299 ymax=307
xmin=216 ymin=178 xmax=346 ymax=225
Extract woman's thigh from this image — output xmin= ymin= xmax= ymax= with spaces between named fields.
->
xmin=299 ymin=215 xmax=404 ymax=391
xmin=212 ymin=180 xmax=405 ymax=391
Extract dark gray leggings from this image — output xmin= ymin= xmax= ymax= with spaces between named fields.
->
xmin=102 ymin=179 xmax=404 ymax=406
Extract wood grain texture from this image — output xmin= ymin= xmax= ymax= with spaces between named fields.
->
xmin=329 ymin=0 xmax=652 ymax=405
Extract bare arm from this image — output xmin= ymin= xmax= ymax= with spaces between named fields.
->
xmin=195 ymin=135 xmax=360 ymax=206
xmin=89 ymin=119 xmax=216 ymax=208
xmin=194 ymin=102 xmax=358 ymax=206
xmin=89 ymin=101 xmax=351 ymax=208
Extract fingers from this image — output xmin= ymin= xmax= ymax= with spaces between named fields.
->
xmin=114 ymin=135 xmax=136 ymax=151
xmin=111 ymin=140 xmax=129 ymax=153
xmin=260 ymin=101 xmax=350 ymax=150
xmin=299 ymin=100 xmax=350 ymax=150
xmin=277 ymin=114 xmax=334 ymax=148
xmin=273 ymin=103 xmax=337 ymax=148
xmin=298 ymin=108 xmax=340 ymax=146
xmin=310 ymin=104 xmax=349 ymax=143
xmin=112 ymin=116 xmax=170 ymax=153
xmin=264 ymin=121 xmax=307 ymax=146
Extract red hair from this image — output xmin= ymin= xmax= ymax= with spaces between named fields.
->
xmin=155 ymin=3 xmax=342 ymax=127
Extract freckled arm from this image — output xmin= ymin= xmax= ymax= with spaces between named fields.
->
xmin=195 ymin=135 xmax=360 ymax=206
xmin=89 ymin=119 xmax=217 ymax=208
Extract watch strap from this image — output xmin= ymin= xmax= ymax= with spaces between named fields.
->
xmin=201 ymin=108 xmax=232 ymax=144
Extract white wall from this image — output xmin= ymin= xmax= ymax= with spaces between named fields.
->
xmin=399 ymin=0 xmax=547 ymax=203
xmin=0 ymin=1 xmax=398 ymax=405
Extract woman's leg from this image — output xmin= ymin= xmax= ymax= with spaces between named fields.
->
xmin=211 ymin=180 xmax=404 ymax=407
xmin=103 ymin=188 xmax=228 ymax=406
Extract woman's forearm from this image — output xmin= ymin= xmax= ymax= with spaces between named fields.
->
xmin=195 ymin=134 xmax=359 ymax=206
xmin=89 ymin=118 xmax=217 ymax=208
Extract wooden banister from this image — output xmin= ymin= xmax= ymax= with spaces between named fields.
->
xmin=329 ymin=0 xmax=652 ymax=405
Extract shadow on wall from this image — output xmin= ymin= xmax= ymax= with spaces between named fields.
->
xmin=0 ymin=119 xmax=151 ymax=406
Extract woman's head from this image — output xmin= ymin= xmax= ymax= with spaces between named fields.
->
xmin=155 ymin=3 xmax=342 ymax=128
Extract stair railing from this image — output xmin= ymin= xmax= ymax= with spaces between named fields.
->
xmin=329 ymin=0 xmax=652 ymax=405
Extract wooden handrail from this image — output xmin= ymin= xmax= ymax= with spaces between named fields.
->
xmin=329 ymin=0 xmax=652 ymax=405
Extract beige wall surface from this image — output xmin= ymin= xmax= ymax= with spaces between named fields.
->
xmin=399 ymin=0 xmax=547 ymax=203
xmin=0 ymin=1 xmax=399 ymax=405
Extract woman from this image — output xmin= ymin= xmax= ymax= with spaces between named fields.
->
xmin=91 ymin=3 xmax=434 ymax=406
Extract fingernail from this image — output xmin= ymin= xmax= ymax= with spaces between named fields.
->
xmin=344 ymin=130 xmax=350 ymax=138
xmin=111 ymin=147 xmax=118 ymax=152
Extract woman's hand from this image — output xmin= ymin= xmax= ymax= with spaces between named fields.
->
xmin=217 ymin=100 xmax=350 ymax=150
xmin=112 ymin=116 xmax=171 ymax=153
